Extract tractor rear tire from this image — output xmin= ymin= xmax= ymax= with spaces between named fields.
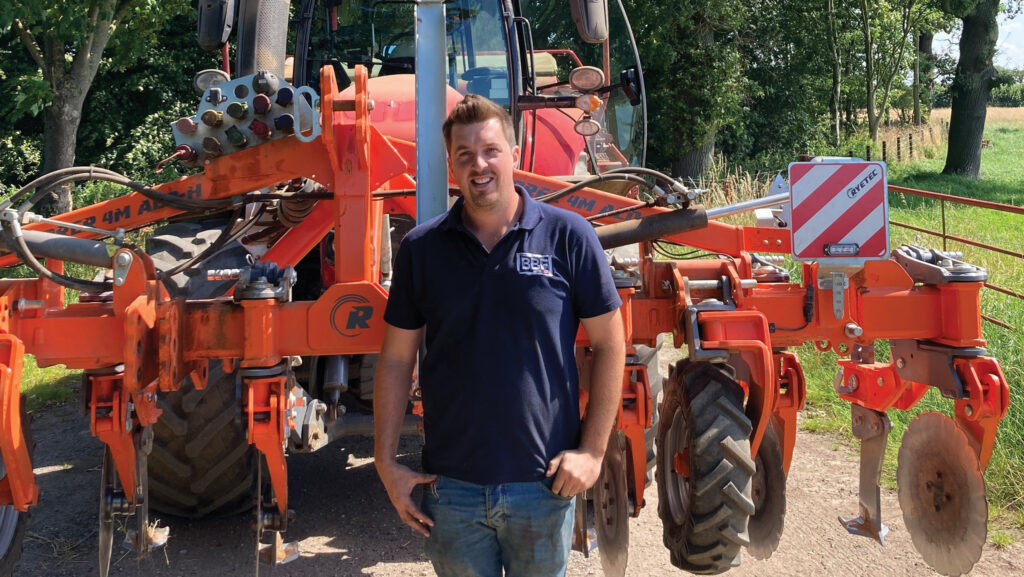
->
xmin=146 ymin=221 xmax=257 ymax=518
xmin=146 ymin=220 xmax=250 ymax=299
xmin=0 ymin=406 xmax=32 ymax=577
xmin=656 ymin=360 xmax=755 ymax=574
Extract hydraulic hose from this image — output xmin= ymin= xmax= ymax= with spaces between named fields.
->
xmin=594 ymin=206 xmax=708 ymax=249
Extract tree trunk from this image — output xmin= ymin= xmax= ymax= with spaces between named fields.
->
xmin=942 ymin=0 xmax=999 ymax=177
xmin=671 ymin=137 xmax=715 ymax=184
xmin=40 ymin=87 xmax=88 ymax=215
xmin=913 ymin=30 xmax=922 ymax=125
xmin=919 ymin=31 xmax=935 ymax=114
xmin=671 ymin=15 xmax=716 ymax=183
xmin=827 ymin=0 xmax=842 ymax=146
xmin=861 ymin=0 xmax=878 ymax=142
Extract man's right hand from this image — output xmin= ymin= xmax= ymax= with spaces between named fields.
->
xmin=376 ymin=460 xmax=437 ymax=537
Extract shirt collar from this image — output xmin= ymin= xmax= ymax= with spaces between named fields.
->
xmin=439 ymin=185 xmax=543 ymax=232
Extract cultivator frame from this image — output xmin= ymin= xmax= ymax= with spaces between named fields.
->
xmin=0 ymin=63 xmax=1010 ymax=577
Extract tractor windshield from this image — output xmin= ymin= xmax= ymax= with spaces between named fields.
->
xmin=298 ymin=0 xmax=513 ymax=105
xmin=294 ymin=0 xmax=646 ymax=171
xmin=519 ymin=0 xmax=647 ymax=168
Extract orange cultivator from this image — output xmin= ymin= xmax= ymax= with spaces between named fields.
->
xmin=0 ymin=17 xmax=1010 ymax=577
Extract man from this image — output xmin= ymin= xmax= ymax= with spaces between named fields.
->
xmin=374 ymin=94 xmax=625 ymax=577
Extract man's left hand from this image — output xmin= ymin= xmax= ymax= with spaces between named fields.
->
xmin=545 ymin=448 xmax=603 ymax=498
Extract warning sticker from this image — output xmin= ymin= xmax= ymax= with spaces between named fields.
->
xmin=788 ymin=161 xmax=889 ymax=261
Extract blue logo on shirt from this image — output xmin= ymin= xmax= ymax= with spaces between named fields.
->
xmin=516 ymin=253 xmax=553 ymax=277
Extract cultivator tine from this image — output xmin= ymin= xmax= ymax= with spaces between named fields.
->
xmin=98 ymin=447 xmax=127 ymax=577
xmin=123 ymin=427 xmax=169 ymax=557
xmin=838 ymin=403 xmax=891 ymax=545
xmin=253 ymin=452 xmax=299 ymax=572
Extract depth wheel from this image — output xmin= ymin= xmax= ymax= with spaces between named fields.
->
xmin=0 ymin=406 xmax=32 ymax=577
xmin=656 ymin=360 xmax=754 ymax=574
xmin=594 ymin=432 xmax=629 ymax=577
xmin=746 ymin=420 xmax=786 ymax=560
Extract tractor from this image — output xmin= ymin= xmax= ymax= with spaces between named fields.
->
xmin=0 ymin=0 xmax=1009 ymax=576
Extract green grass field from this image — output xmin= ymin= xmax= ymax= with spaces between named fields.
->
xmin=795 ymin=116 xmax=1024 ymax=535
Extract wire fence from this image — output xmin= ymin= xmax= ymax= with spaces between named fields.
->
xmin=846 ymin=121 xmax=951 ymax=163
xmin=888 ymin=184 xmax=1023 ymax=332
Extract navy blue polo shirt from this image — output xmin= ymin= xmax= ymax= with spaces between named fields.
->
xmin=384 ymin=186 xmax=621 ymax=485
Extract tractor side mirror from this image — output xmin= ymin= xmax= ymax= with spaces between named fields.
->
xmin=198 ymin=0 xmax=236 ymax=51
xmin=569 ymin=0 xmax=609 ymax=44
xmin=620 ymin=67 xmax=642 ymax=106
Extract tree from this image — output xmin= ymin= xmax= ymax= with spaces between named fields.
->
xmin=941 ymin=0 xmax=999 ymax=177
xmin=2 ymin=0 xmax=189 ymax=213
xmin=625 ymin=0 xmax=745 ymax=181
xmin=859 ymin=0 xmax=924 ymax=141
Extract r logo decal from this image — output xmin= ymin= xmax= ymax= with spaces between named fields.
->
xmin=330 ymin=294 xmax=375 ymax=337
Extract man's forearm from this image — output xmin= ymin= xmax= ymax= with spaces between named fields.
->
xmin=374 ymin=358 xmax=416 ymax=468
xmin=578 ymin=337 xmax=626 ymax=456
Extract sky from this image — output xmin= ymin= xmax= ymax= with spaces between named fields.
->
xmin=934 ymin=13 xmax=1024 ymax=70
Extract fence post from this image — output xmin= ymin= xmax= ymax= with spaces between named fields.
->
xmin=897 ymin=137 xmax=902 ymax=162
xmin=909 ymin=133 xmax=914 ymax=159
xmin=866 ymin=145 xmax=871 ymax=161
xmin=882 ymin=141 xmax=888 ymax=162
xmin=849 ymin=149 xmax=854 ymax=158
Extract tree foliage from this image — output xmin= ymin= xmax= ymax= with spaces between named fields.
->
xmin=623 ymin=0 xmax=746 ymax=177
xmin=0 ymin=0 xmax=191 ymax=212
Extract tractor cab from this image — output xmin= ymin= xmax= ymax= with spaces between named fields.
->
xmin=292 ymin=0 xmax=646 ymax=176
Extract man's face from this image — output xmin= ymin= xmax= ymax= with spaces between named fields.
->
xmin=447 ymin=118 xmax=520 ymax=213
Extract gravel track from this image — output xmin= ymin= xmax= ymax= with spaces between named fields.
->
xmin=16 ymin=400 xmax=1023 ymax=577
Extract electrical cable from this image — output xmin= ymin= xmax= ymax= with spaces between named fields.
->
xmin=535 ymin=173 xmax=650 ymax=203
xmin=651 ymin=240 xmax=708 ymax=260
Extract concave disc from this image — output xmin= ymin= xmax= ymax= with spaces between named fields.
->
xmin=897 ymin=412 xmax=987 ymax=577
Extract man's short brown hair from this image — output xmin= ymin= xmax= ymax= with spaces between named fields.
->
xmin=442 ymin=94 xmax=517 ymax=151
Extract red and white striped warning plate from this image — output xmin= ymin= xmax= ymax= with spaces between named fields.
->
xmin=788 ymin=161 xmax=889 ymax=261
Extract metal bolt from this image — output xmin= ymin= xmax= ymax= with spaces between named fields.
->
xmin=16 ymin=299 xmax=45 ymax=312
xmin=115 ymin=252 xmax=132 ymax=268
xmin=896 ymin=357 xmax=906 ymax=369
xmin=964 ymin=405 xmax=974 ymax=417
xmin=877 ymin=377 xmax=884 ymax=387
xmin=144 ymin=393 xmax=154 ymax=402
xmin=661 ymin=280 xmax=672 ymax=293
xmin=847 ymin=375 xmax=859 ymax=390
xmin=844 ymin=323 xmax=863 ymax=338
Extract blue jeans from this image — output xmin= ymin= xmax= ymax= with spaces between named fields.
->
xmin=421 ymin=475 xmax=576 ymax=577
